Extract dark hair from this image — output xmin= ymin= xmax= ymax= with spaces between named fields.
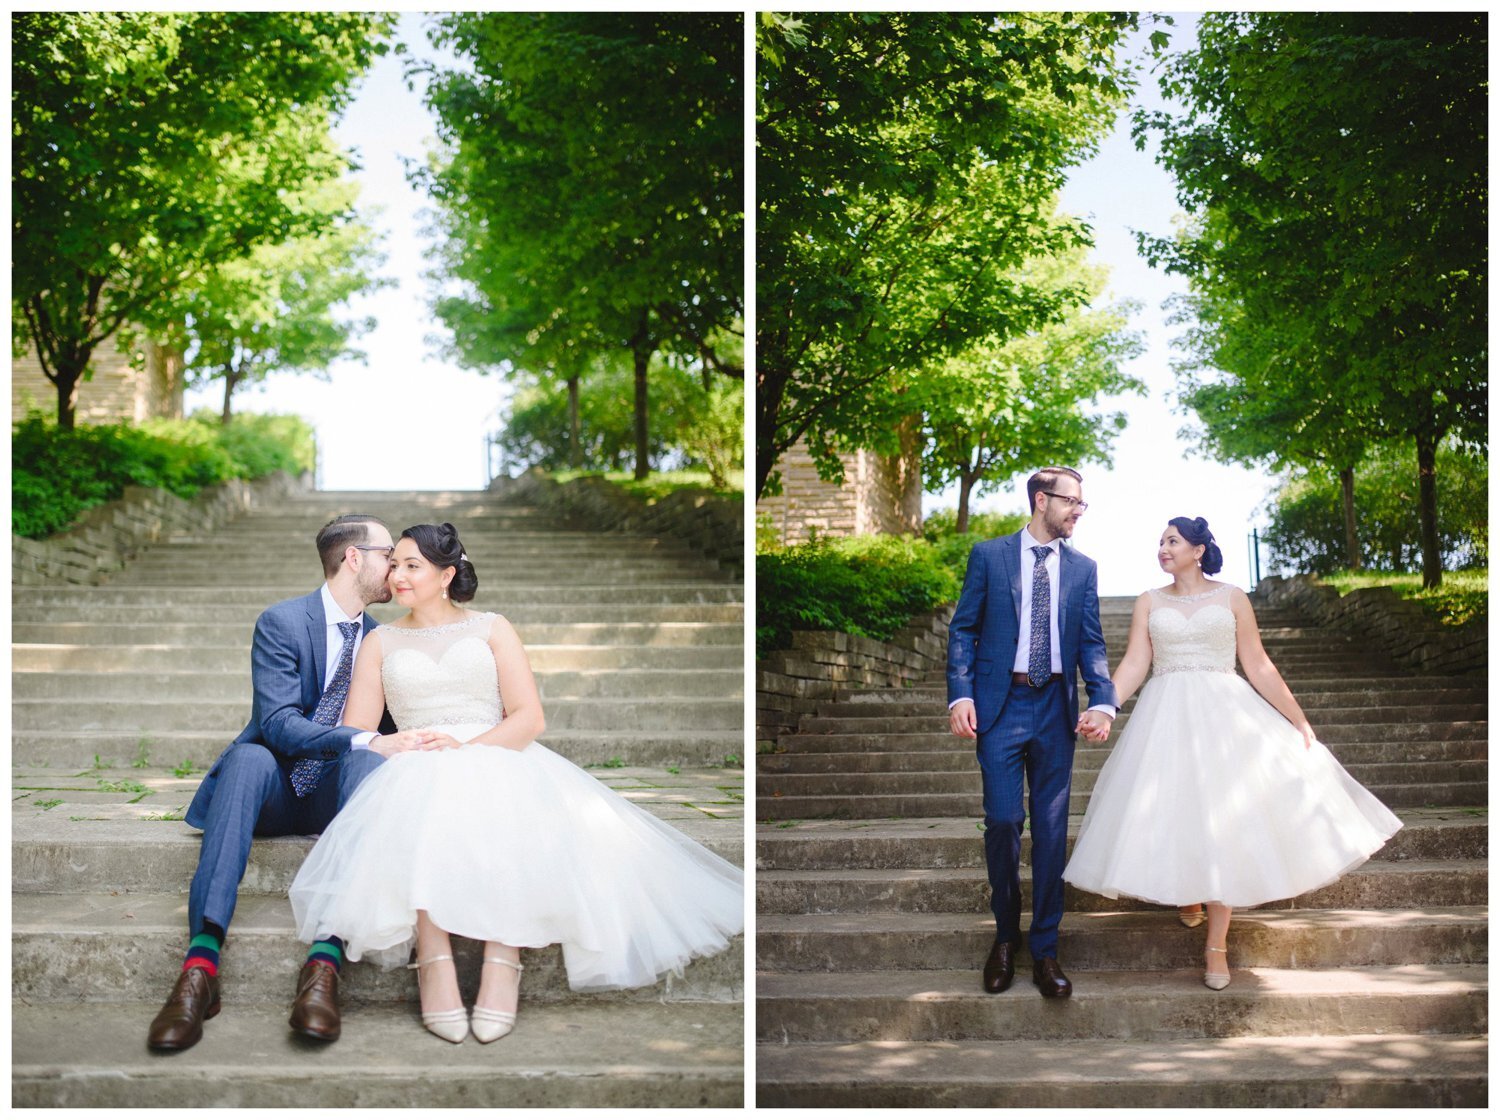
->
xmin=1168 ymin=516 xmax=1223 ymax=575
xmin=316 ymin=514 xmax=388 ymax=578
xmin=1026 ymin=466 xmax=1083 ymax=513
xmin=400 ymin=522 xmax=478 ymax=603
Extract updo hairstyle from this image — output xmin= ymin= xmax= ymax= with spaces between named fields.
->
xmin=400 ymin=522 xmax=479 ymax=603
xmin=1168 ymin=516 xmax=1223 ymax=576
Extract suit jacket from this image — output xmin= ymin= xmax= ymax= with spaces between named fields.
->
xmin=186 ymin=589 xmax=394 ymax=826
xmin=946 ymin=531 xmax=1118 ymax=738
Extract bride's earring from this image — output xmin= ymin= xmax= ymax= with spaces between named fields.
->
xmin=442 ymin=585 xmax=449 ymax=600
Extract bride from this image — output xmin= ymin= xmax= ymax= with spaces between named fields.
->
xmin=289 ymin=522 xmax=743 ymax=1043
xmin=1062 ymin=516 xmax=1401 ymax=989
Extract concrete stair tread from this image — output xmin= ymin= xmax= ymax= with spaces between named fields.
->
xmin=13 ymin=1001 xmax=742 ymax=1108
xmin=757 ymin=962 xmax=1487 ymax=999
xmin=754 ymin=1034 xmax=1487 ymax=1106
xmin=758 ymin=858 xmax=1485 ymax=884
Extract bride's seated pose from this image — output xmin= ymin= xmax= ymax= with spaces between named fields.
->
xmin=289 ymin=522 xmax=743 ymax=1043
xmin=1063 ymin=517 xmax=1401 ymax=990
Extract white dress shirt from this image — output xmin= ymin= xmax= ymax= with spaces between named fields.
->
xmin=320 ymin=584 xmax=377 ymax=749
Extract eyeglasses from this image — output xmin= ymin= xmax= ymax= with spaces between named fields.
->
xmin=352 ymin=545 xmax=395 ymax=560
xmin=1040 ymin=492 xmax=1089 ymax=512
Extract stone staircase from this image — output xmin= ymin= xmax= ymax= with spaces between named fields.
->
xmin=13 ymin=488 xmax=744 ymax=1107
xmin=755 ymin=595 xmax=1487 ymax=1106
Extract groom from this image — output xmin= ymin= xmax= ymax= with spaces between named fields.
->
xmin=147 ymin=514 xmax=439 ymax=1051
xmin=947 ymin=467 xmax=1117 ymax=998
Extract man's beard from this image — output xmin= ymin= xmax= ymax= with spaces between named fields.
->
xmin=360 ymin=570 xmax=394 ymax=604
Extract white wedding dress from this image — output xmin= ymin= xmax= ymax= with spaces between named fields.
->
xmin=1063 ymin=584 xmax=1402 ymax=907
xmin=289 ymin=612 xmax=743 ymax=991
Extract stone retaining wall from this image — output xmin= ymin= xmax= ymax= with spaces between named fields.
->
xmin=1253 ymin=574 xmax=1486 ymax=676
xmin=757 ymin=606 xmax=953 ymax=743
xmin=13 ymin=471 xmax=309 ymax=586
xmin=493 ymin=472 xmax=742 ymax=577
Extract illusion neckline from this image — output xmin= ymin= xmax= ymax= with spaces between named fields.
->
xmin=379 ymin=611 xmax=492 ymax=636
xmin=1152 ymin=584 xmax=1230 ymax=604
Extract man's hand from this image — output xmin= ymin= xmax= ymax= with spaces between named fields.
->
xmin=949 ymin=699 xmax=977 ymax=740
xmin=369 ymin=730 xmax=444 ymax=758
xmin=1076 ymin=710 xmax=1113 ymax=742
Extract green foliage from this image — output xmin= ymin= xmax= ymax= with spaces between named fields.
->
xmin=1262 ymin=442 xmax=1487 ymax=575
xmin=756 ymin=12 xmax=1137 ymax=497
xmin=12 ymin=412 xmax=315 ymax=539
xmin=756 ymin=536 xmax=961 ymax=658
xmin=922 ymin=508 xmax=1031 ymax=576
xmin=12 ymin=12 xmax=394 ymax=427
xmin=1321 ymin=569 xmax=1487 ymax=629
xmin=1142 ymin=13 xmax=1486 ymax=586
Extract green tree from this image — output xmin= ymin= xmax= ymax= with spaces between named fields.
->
xmin=420 ymin=13 xmax=743 ymax=480
xmin=12 ymin=12 xmax=394 ymax=428
xmin=756 ymin=11 xmax=1138 ymax=498
xmin=920 ymin=243 xmax=1144 ymax=532
xmin=1141 ymin=12 xmax=1486 ymax=586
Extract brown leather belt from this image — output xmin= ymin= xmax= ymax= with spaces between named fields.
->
xmin=1011 ymin=672 xmax=1064 ymax=687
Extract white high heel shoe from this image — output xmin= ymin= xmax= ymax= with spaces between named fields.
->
xmin=1203 ymin=945 xmax=1231 ymax=991
xmin=470 ymin=956 xmax=524 ymax=1043
xmin=408 ymin=955 xmax=469 ymax=1043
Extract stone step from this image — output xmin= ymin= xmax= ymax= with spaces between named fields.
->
xmin=11 ymin=603 xmax=744 ymax=626
xmin=755 ymin=964 xmax=1487 ymax=1043
xmin=14 ymin=1001 xmax=742 ymax=1108
xmin=757 ymin=782 xmax=1486 ymax=820
xmin=769 ymin=730 xmax=1488 ymax=758
xmin=753 ymin=810 xmax=1487 ymax=870
xmin=14 ymin=667 xmax=745 ymax=703
xmin=756 ymin=860 xmax=1487 ymax=915
xmin=12 ymin=729 xmax=748 ymax=769
xmin=755 ymin=907 xmax=1489 ymax=972
xmin=13 ymin=697 xmax=742 ymax=734
xmin=796 ymin=708 xmax=1488 ymax=734
xmin=756 ymin=760 xmax=1488 ymax=798
xmin=107 ymin=559 xmax=718 ymax=581
xmin=792 ymin=717 xmax=1488 ymax=743
xmin=760 ymin=741 xmax=1487 ymax=774
xmin=12 ymin=893 xmax=744 ymax=1005
xmin=14 ymin=622 xmax=743 ymax=647
xmin=754 ymin=1034 xmax=1486 ymax=1107
xmin=827 ymin=687 xmax=1486 ymax=713
xmin=15 ymin=643 xmax=745 ymax=674
xmin=14 ymin=774 xmax=745 ymax=893
xmin=15 ymin=584 xmax=743 ymax=607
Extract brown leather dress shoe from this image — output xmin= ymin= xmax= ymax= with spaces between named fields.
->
xmin=1032 ymin=957 xmax=1073 ymax=999
xmin=289 ymin=960 xmax=342 ymax=1041
xmin=982 ymin=938 xmax=1021 ymax=993
xmin=147 ymin=966 xmax=221 ymax=1051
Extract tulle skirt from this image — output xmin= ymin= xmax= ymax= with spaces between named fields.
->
xmin=289 ymin=726 xmax=743 ymax=991
xmin=1063 ymin=670 xmax=1402 ymax=908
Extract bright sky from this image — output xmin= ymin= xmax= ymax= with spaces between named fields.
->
xmin=921 ymin=17 xmax=1274 ymax=596
xmin=203 ymin=13 xmax=1272 ymax=593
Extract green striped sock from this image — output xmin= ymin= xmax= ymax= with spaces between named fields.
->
xmin=308 ymin=937 xmax=343 ymax=972
xmin=184 ymin=930 xmax=222 ymax=976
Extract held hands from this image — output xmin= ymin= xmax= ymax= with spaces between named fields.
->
xmin=1076 ymin=710 xmax=1113 ymax=742
xmin=949 ymin=699 xmax=977 ymax=740
xmin=370 ymin=730 xmax=462 ymax=757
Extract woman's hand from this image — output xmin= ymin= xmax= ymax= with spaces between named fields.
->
xmin=1297 ymin=721 xmax=1315 ymax=751
xmin=423 ymin=732 xmax=465 ymax=751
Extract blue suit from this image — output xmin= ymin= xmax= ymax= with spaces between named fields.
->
xmin=184 ymin=590 xmax=393 ymax=937
xmin=946 ymin=532 xmax=1116 ymax=958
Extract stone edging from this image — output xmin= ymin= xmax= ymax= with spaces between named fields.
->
xmin=12 ymin=471 xmax=310 ymax=586
xmin=756 ymin=605 xmax=953 ymax=743
xmin=492 ymin=471 xmax=742 ymax=576
xmin=1252 ymin=574 xmax=1486 ymax=676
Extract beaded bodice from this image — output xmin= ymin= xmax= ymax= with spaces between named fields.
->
xmin=378 ymin=612 xmax=503 ymax=730
xmin=1147 ymin=585 xmax=1237 ymax=675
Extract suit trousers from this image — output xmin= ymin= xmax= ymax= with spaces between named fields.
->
xmin=976 ymin=678 xmax=1075 ymax=959
xmin=187 ymin=742 xmax=385 ymax=937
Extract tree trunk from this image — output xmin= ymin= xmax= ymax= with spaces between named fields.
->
xmin=631 ymin=318 xmax=652 ymax=481
xmin=54 ymin=364 xmax=82 ymax=430
xmin=221 ymin=367 xmax=241 ymax=426
xmin=567 ymin=375 xmax=582 ymax=469
xmin=956 ymin=471 xmax=976 ymax=535
xmin=1415 ymin=430 xmax=1442 ymax=588
xmin=1338 ymin=466 xmax=1361 ymax=571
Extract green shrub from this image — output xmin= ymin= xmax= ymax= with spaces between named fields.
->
xmin=756 ymin=535 xmax=960 ymax=658
xmin=12 ymin=411 xmax=315 ymax=539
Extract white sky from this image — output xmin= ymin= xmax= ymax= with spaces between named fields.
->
xmin=201 ymin=13 xmax=1273 ymax=594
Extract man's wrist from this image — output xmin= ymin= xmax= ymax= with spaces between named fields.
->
xmin=947 ymin=698 xmax=974 ymax=711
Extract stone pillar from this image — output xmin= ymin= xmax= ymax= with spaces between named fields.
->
xmin=757 ymin=434 xmax=923 ymax=545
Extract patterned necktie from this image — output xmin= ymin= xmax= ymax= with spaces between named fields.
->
xmin=290 ymin=620 xmax=361 ymax=798
xmin=1028 ymin=545 xmax=1053 ymax=687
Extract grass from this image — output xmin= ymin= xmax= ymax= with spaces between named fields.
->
xmin=172 ymin=759 xmax=198 ymax=778
xmin=1320 ymin=568 xmax=1487 ymax=627
xmin=33 ymin=798 xmax=62 ymax=810
xmin=585 ymin=757 xmax=627 ymax=770
xmin=548 ymin=468 xmax=743 ymax=502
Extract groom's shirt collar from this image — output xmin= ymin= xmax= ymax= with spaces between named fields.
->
xmin=1019 ymin=526 xmax=1059 ymax=555
xmin=319 ymin=583 xmax=360 ymax=627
